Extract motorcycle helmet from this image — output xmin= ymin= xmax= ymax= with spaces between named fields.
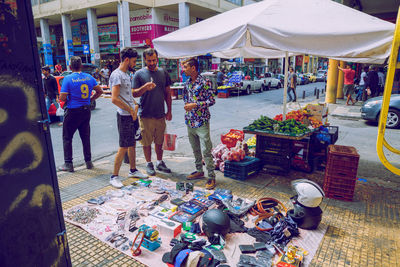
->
xmin=291 ymin=179 xmax=325 ymax=208
xmin=201 ymin=209 xmax=230 ymax=238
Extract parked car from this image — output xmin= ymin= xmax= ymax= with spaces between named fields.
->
xmin=259 ymin=72 xmax=282 ymax=90
xmin=361 ymin=95 xmax=400 ymax=129
xmin=233 ymin=78 xmax=264 ymax=94
xmin=61 ymin=63 xmax=99 ymax=77
xmin=274 ymin=74 xmax=285 ymax=84
xmin=316 ymin=70 xmax=327 ymax=82
xmin=296 ymin=73 xmax=308 ymax=85
xmin=304 ymin=73 xmax=317 ymax=83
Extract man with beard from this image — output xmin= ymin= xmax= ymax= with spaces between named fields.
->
xmin=132 ymin=48 xmax=172 ymax=176
xmin=108 ymin=47 xmax=148 ymax=188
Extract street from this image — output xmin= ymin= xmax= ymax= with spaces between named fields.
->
xmin=49 ymin=81 xmax=400 ymax=186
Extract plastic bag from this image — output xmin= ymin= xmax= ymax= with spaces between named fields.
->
xmin=56 ymin=106 xmax=64 ymax=116
xmin=163 ymin=122 xmax=177 ymax=151
xmin=366 ymin=87 xmax=371 ymax=96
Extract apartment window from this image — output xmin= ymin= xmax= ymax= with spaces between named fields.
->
xmin=226 ymin=0 xmax=242 ymax=6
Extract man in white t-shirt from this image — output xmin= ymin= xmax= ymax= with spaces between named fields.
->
xmin=108 ymin=47 xmax=151 ymax=188
xmin=357 ymin=66 xmax=368 ymax=101
xmin=100 ymin=66 xmax=110 ymax=85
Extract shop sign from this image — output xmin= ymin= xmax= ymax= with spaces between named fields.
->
xmin=98 ymin=23 xmax=118 ymax=43
xmin=296 ymin=55 xmax=303 ymax=65
xmin=100 ymin=44 xmax=119 ymax=54
xmin=212 ymin=58 xmax=221 ymax=64
xmin=304 ymin=55 xmax=309 ymax=63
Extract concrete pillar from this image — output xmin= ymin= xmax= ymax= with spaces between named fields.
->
xmin=325 ymin=59 xmax=339 ymax=103
xmin=87 ymin=8 xmax=100 ymax=66
xmin=336 ymin=60 xmax=345 ymax=99
xmin=280 ymin=58 xmax=284 ymax=74
xmin=61 ymin=14 xmax=74 ymax=70
xmin=40 ymin=18 xmax=53 ymax=69
xmin=265 ymin=58 xmax=268 ymax=72
xmin=179 ymin=2 xmax=190 ymax=28
xmin=117 ymin=1 xmax=131 ymax=49
xmin=302 ymin=55 xmax=305 ymax=73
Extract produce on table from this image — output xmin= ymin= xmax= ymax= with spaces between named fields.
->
xmin=246 ymin=136 xmax=256 ymax=147
xmin=309 ymin=117 xmax=323 ymax=128
xmin=274 ymin=109 xmax=308 ymax=122
xmin=245 ymin=115 xmax=312 ymax=136
xmin=221 ymin=129 xmax=245 ymax=148
xmin=212 ymin=141 xmax=246 ymax=171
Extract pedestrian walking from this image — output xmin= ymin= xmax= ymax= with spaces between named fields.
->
xmin=182 ymin=58 xmax=216 ymax=190
xmin=378 ymin=67 xmax=385 ymax=96
xmin=338 ymin=63 xmax=356 ymax=105
xmin=108 ymin=47 xmax=148 ymax=188
xmin=132 ymin=48 xmax=172 ymax=176
xmin=58 ymin=56 xmax=103 ymax=172
xmin=92 ymin=68 xmax=101 ymax=84
xmin=216 ymin=69 xmax=225 ymax=87
xmin=366 ymin=65 xmax=379 ymax=99
xmin=100 ymin=65 xmax=110 ymax=85
xmin=287 ymin=67 xmax=297 ymax=102
xmin=357 ymin=66 xmax=368 ymax=101
xmin=42 ymin=65 xmax=63 ymax=125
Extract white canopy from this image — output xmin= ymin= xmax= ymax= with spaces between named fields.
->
xmin=153 ymin=0 xmax=394 ymax=64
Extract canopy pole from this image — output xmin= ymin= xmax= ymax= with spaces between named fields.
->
xmin=283 ymin=52 xmax=289 ymax=121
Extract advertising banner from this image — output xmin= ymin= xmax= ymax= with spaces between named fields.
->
xmin=98 ymin=23 xmax=118 ymax=43
xmin=71 ymin=19 xmax=88 ymax=45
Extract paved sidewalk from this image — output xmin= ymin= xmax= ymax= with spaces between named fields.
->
xmin=59 ymin=152 xmax=400 ymax=267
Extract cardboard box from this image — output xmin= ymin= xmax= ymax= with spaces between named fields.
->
xmin=306 ymin=104 xmax=328 ymax=116
xmin=157 ymin=218 xmax=182 ymax=240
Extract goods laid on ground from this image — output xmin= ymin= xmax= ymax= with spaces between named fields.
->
xmin=65 ymin=178 xmax=327 ymax=267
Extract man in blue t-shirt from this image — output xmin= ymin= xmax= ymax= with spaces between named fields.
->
xmin=58 ymin=56 xmax=103 ymax=172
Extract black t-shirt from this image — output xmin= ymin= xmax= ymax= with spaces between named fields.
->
xmin=43 ymin=75 xmax=59 ymax=100
xmin=133 ymin=67 xmax=171 ymax=118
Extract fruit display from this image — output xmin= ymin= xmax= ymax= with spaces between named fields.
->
xmin=275 ymin=119 xmax=310 ymax=135
xmin=212 ymin=141 xmax=246 ymax=171
xmin=246 ymin=136 xmax=256 ymax=147
xmin=221 ymin=129 xmax=245 ymax=148
xmin=274 ymin=109 xmax=308 ymax=122
xmin=309 ymin=117 xmax=323 ymax=128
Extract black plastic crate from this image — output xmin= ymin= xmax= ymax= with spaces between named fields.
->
xmin=256 ymin=152 xmax=291 ymax=169
xmin=224 ymin=156 xmax=262 ymax=180
xmin=313 ymin=126 xmax=339 ymax=145
xmin=260 ymin=163 xmax=289 ymax=175
xmin=256 ymin=135 xmax=292 ymax=155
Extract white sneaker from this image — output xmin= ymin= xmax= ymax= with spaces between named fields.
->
xmin=110 ymin=176 xmax=124 ymax=188
xmin=128 ymin=169 xmax=148 ymax=179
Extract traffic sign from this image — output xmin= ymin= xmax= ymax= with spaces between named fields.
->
xmin=83 ymin=44 xmax=90 ymax=54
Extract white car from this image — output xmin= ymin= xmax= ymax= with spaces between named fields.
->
xmin=259 ymin=72 xmax=282 ymax=90
xmin=316 ymin=70 xmax=327 ymax=82
xmin=233 ymin=78 xmax=264 ymax=94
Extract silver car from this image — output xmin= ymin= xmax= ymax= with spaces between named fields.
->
xmin=361 ymin=95 xmax=400 ymax=129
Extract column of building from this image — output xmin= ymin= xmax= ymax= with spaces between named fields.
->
xmin=87 ymin=9 xmax=100 ymax=66
xmin=61 ymin=14 xmax=73 ymax=70
xmin=118 ymin=1 xmax=131 ymax=49
xmin=40 ymin=18 xmax=53 ymax=69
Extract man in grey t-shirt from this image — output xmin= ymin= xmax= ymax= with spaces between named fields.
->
xmin=133 ymin=48 xmax=172 ymax=176
xmin=287 ymin=67 xmax=297 ymax=102
xmin=108 ymin=47 xmax=148 ymax=188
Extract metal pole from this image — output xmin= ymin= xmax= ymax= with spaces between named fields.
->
xmin=283 ymin=52 xmax=289 ymax=121
xmin=303 ymin=90 xmax=305 ymax=99
xmin=316 ymin=89 xmax=320 ymax=99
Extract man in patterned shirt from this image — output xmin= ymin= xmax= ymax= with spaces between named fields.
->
xmin=182 ymin=58 xmax=216 ymax=190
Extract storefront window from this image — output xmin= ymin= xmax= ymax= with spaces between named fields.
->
xmin=225 ymin=0 xmax=242 ymax=6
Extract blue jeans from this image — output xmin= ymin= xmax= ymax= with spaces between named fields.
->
xmin=45 ymin=97 xmax=63 ymax=122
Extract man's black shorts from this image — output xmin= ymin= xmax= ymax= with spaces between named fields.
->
xmin=117 ymin=113 xmax=138 ymax=147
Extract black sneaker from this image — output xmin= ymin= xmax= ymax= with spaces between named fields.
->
xmin=58 ymin=162 xmax=74 ymax=172
xmin=86 ymin=161 xmax=94 ymax=169
xmin=156 ymin=161 xmax=171 ymax=173
xmin=146 ymin=162 xmax=156 ymax=176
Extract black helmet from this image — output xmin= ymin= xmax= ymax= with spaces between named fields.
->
xmin=201 ymin=209 xmax=230 ymax=238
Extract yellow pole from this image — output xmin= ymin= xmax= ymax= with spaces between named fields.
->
xmin=325 ymin=59 xmax=339 ymax=103
xmin=336 ymin=61 xmax=345 ymax=99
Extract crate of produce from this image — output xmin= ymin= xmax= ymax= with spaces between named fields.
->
xmin=221 ymin=129 xmax=244 ymax=149
xmin=314 ymin=126 xmax=339 ymax=145
xmin=224 ymin=156 xmax=262 ymax=180
xmin=256 ymin=135 xmax=292 ymax=155
xmin=218 ymin=92 xmax=229 ymax=98
xmin=217 ymin=88 xmax=229 ymax=94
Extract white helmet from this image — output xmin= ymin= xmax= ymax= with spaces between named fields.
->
xmin=291 ymin=179 xmax=325 ymax=208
